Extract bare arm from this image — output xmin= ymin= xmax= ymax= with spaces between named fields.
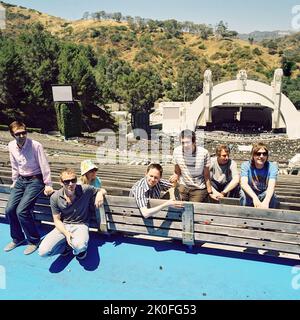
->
xmin=222 ymin=175 xmax=240 ymax=195
xmin=240 ymin=176 xmax=260 ymax=207
xmin=261 ymin=179 xmax=276 ymax=208
xmin=170 ymin=164 xmax=181 ymax=183
xmin=94 ymin=188 xmax=107 ymax=208
xmin=140 ymin=199 xmax=182 ymax=219
xmin=204 ymin=167 xmax=219 ymax=201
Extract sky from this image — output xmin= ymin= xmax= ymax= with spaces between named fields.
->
xmin=3 ymin=0 xmax=300 ymax=33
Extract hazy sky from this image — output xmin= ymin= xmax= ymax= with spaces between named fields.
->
xmin=4 ymin=0 xmax=300 ymax=33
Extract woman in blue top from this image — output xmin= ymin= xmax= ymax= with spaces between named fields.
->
xmin=240 ymin=142 xmax=279 ymax=209
xmin=80 ymin=159 xmax=102 ymax=188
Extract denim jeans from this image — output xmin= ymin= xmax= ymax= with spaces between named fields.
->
xmin=39 ymin=223 xmax=89 ymax=257
xmin=211 ymin=180 xmax=241 ymax=198
xmin=240 ymin=189 xmax=279 ymax=209
xmin=5 ymin=176 xmax=45 ymax=245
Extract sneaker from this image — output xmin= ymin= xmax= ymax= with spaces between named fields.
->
xmin=4 ymin=240 xmax=26 ymax=252
xmin=23 ymin=242 xmax=40 ymax=255
xmin=76 ymin=250 xmax=87 ymax=260
xmin=61 ymin=245 xmax=72 ymax=257
xmin=243 ymin=247 xmax=259 ymax=255
xmin=264 ymin=250 xmax=280 ymax=257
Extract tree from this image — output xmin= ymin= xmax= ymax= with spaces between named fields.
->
xmin=112 ymin=12 xmax=122 ymax=23
xmin=0 ymin=38 xmax=27 ymax=123
xmin=16 ymin=23 xmax=61 ymax=130
xmin=167 ymin=61 xmax=203 ymax=101
xmin=248 ymin=37 xmax=254 ymax=45
xmin=82 ymin=12 xmax=89 ymax=20
xmin=58 ymin=44 xmax=99 ymax=108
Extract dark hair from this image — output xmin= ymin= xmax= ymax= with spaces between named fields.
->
xmin=9 ymin=121 xmax=26 ymax=136
xmin=146 ymin=163 xmax=163 ymax=177
xmin=216 ymin=144 xmax=230 ymax=157
xmin=180 ymin=129 xmax=196 ymax=143
xmin=251 ymin=142 xmax=269 ymax=167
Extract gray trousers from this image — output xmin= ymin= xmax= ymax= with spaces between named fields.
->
xmin=39 ymin=223 xmax=89 ymax=257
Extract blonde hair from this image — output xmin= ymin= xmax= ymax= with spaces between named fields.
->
xmin=80 ymin=175 xmax=89 ymax=185
xmin=9 ymin=121 xmax=26 ymax=136
xmin=60 ymin=168 xmax=76 ymax=181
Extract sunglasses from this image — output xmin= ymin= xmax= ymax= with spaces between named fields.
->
xmin=62 ymin=178 xmax=77 ymax=185
xmin=255 ymin=152 xmax=268 ymax=157
xmin=14 ymin=131 xmax=27 ymax=137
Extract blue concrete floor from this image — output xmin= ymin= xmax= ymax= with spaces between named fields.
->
xmin=0 ymin=218 xmax=299 ymax=300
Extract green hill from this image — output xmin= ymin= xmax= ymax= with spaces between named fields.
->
xmin=0 ymin=1 xmax=299 ymax=131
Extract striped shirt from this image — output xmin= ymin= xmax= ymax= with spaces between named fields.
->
xmin=172 ymin=145 xmax=210 ymax=189
xmin=129 ymin=177 xmax=172 ymax=209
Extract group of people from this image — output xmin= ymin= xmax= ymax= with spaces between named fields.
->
xmin=3 ymin=122 xmax=279 ymax=261
xmin=130 ymin=129 xmax=279 ymax=218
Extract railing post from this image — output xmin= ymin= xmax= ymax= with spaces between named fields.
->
xmin=182 ymin=203 xmax=194 ymax=246
xmin=96 ymin=206 xmax=108 ymax=233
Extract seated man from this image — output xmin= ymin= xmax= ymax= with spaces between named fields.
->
xmin=39 ymin=168 xmax=105 ymax=260
xmin=209 ymin=144 xmax=240 ymax=200
xmin=240 ymin=142 xmax=279 ymax=209
xmin=130 ymin=163 xmax=182 ymax=218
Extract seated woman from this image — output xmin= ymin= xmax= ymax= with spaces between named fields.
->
xmin=80 ymin=159 xmax=102 ymax=188
xmin=240 ymin=142 xmax=279 ymax=209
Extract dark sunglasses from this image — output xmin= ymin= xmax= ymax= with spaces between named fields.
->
xmin=62 ymin=178 xmax=77 ymax=185
xmin=14 ymin=131 xmax=27 ymax=137
xmin=255 ymin=152 xmax=268 ymax=157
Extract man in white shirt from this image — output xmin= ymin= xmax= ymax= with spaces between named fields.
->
xmin=170 ymin=130 xmax=216 ymax=202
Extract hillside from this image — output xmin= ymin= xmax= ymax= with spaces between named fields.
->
xmin=0 ymin=1 xmax=299 ymax=132
xmin=1 ymin=1 xmax=292 ymax=84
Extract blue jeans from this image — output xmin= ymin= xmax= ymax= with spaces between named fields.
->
xmin=240 ymin=189 xmax=279 ymax=209
xmin=5 ymin=176 xmax=45 ymax=245
xmin=211 ymin=180 xmax=241 ymax=198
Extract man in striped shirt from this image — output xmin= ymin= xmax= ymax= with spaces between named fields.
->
xmin=130 ymin=163 xmax=182 ymax=218
xmin=170 ymin=129 xmax=216 ymax=202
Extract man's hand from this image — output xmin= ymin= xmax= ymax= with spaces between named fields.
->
xmin=10 ymin=181 xmax=16 ymax=189
xmin=209 ymin=193 xmax=220 ymax=201
xmin=253 ymin=198 xmax=263 ymax=208
xmin=95 ymin=191 xmax=104 ymax=208
xmin=261 ymin=198 xmax=270 ymax=209
xmin=169 ymin=174 xmax=179 ymax=184
xmin=166 ymin=199 xmax=184 ymax=208
xmin=66 ymin=232 xmax=73 ymax=247
xmin=44 ymin=186 xmax=54 ymax=196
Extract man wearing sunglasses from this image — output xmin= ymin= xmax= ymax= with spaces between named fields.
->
xmin=39 ymin=168 xmax=105 ymax=260
xmin=240 ymin=142 xmax=279 ymax=209
xmin=4 ymin=121 xmax=53 ymax=255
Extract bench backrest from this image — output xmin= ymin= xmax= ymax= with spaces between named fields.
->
xmin=1 ymin=185 xmax=300 ymax=257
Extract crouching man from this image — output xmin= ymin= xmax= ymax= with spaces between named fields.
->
xmin=39 ymin=168 xmax=105 ymax=260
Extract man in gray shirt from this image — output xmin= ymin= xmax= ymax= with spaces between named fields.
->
xmin=210 ymin=145 xmax=240 ymax=200
xmin=39 ymin=168 xmax=105 ymax=260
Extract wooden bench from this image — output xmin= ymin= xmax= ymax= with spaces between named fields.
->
xmin=1 ymin=185 xmax=300 ymax=259
xmin=219 ymin=197 xmax=300 ymax=211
